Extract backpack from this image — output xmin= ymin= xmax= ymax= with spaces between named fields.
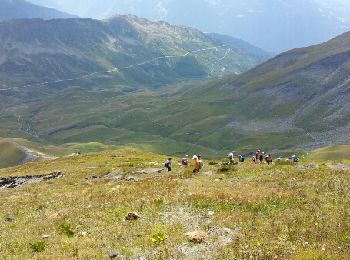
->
xmin=228 ymin=153 xmax=233 ymax=160
xmin=199 ymin=160 xmax=204 ymax=169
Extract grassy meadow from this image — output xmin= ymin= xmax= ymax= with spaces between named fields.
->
xmin=0 ymin=148 xmax=350 ymax=259
xmin=0 ymin=141 xmax=26 ymax=169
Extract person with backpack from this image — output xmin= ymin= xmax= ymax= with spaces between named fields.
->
xmin=192 ymin=155 xmax=203 ymax=173
xmin=192 ymin=155 xmax=199 ymax=173
xmin=198 ymin=155 xmax=204 ymax=171
xmin=227 ymin=151 xmax=234 ymax=164
xmin=266 ymin=154 xmax=273 ymax=165
xmin=165 ymin=158 xmax=172 ymax=172
xmin=255 ymin=149 xmax=261 ymax=164
xmin=259 ymin=152 xmax=264 ymax=164
xmin=182 ymin=155 xmax=189 ymax=167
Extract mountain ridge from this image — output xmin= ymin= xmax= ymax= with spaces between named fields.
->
xmin=27 ymin=0 xmax=350 ymax=52
xmin=0 ymin=0 xmax=76 ymax=21
xmin=0 ymin=15 xmax=270 ymax=89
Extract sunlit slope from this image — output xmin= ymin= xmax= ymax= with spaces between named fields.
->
xmin=2 ymin=27 xmax=350 ymax=154
xmin=0 ymin=15 xmax=269 ymax=89
xmin=0 ymin=141 xmax=26 ymax=168
xmin=0 ymin=148 xmax=350 ymax=258
xmin=308 ymin=145 xmax=350 ymax=161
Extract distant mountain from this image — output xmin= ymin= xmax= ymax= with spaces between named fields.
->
xmin=0 ymin=27 xmax=349 ymax=155
xmin=0 ymin=15 xmax=269 ymax=89
xmin=0 ymin=0 xmax=75 ymax=21
xmin=28 ymin=0 xmax=350 ymax=52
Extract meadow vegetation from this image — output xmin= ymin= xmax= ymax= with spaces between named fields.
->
xmin=0 ymin=148 xmax=349 ymax=259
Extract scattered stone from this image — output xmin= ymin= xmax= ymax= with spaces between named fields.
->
xmin=104 ymin=173 xmax=123 ymax=180
xmin=186 ymin=231 xmax=206 ymax=244
xmin=5 ymin=215 xmax=15 ymax=222
xmin=42 ymin=235 xmax=50 ymax=239
xmin=222 ymin=228 xmax=232 ymax=235
xmin=132 ymin=168 xmax=164 ymax=175
xmin=208 ymin=211 xmax=215 ymax=217
xmin=328 ymin=163 xmax=350 ymax=171
xmin=296 ymin=164 xmax=318 ymax=169
xmin=109 ymin=252 xmax=125 ymax=259
xmin=125 ymin=176 xmax=137 ymax=182
xmin=0 ymin=172 xmax=64 ymax=189
xmin=87 ymin=173 xmax=123 ymax=181
xmin=125 ymin=212 xmax=139 ymax=221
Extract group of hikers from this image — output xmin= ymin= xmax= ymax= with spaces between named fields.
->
xmin=228 ymin=149 xmax=299 ymax=165
xmin=164 ymin=155 xmax=204 ymax=172
xmin=164 ymin=149 xmax=300 ymax=172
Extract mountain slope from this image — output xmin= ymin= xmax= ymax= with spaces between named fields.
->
xmin=0 ymin=0 xmax=75 ymax=21
xmin=28 ymin=0 xmax=350 ymax=52
xmin=1 ymin=29 xmax=347 ymax=155
xmin=0 ymin=15 xmax=269 ymax=89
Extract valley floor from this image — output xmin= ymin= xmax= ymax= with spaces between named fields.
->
xmin=0 ymin=149 xmax=349 ymax=259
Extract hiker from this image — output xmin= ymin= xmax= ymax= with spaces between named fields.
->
xmin=291 ymin=155 xmax=299 ymax=162
xmin=181 ymin=155 xmax=189 ymax=167
xmin=192 ymin=155 xmax=199 ymax=173
xmin=239 ymin=155 xmax=245 ymax=163
xmin=276 ymin=156 xmax=282 ymax=163
xmin=165 ymin=158 xmax=172 ymax=172
xmin=192 ymin=155 xmax=203 ymax=173
xmin=255 ymin=149 xmax=261 ymax=164
xmin=259 ymin=152 xmax=264 ymax=164
xmin=266 ymin=154 xmax=273 ymax=165
xmin=198 ymin=155 xmax=204 ymax=171
xmin=252 ymin=156 xmax=256 ymax=163
xmin=227 ymin=151 xmax=234 ymax=164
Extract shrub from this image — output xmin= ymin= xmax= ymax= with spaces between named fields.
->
xmin=150 ymin=233 xmax=166 ymax=245
xmin=59 ymin=222 xmax=75 ymax=237
xmin=29 ymin=241 xmax=45 ymax=253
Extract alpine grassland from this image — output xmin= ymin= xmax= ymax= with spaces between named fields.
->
xmin=0 ymin=141 xmax=26 ymax=168
xmin=0 ymin=148 xmax=349 ymax=259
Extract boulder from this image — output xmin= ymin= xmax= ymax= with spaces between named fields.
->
xmin=125 ymin=212 xmax=139 ymax=221
xmin=185 ymin=231 xmax=206 ymax=244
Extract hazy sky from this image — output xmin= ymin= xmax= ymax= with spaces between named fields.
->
xmin=27 ymin=0 xmax=350 ymax=52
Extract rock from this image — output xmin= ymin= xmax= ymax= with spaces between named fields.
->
xmin=125 ymin=176 xmax=136 ymax=182
xmin=105 ymin=173 xmax=123 ymax=180
xmin=42 ymin=234 xmax=50 ymax=239
xmin=222 ymin=228 xmax=233 ymax=234
xmin=208 ymin=211 xmax=215 ymax=217
xmin=5 ymin=215 xmax=15 ymax=222
xmin=109 ymin=252 xmax=125 ymax=259
xmin=186 ymin=231 xmax=206 ymax=244
xmin=125 ymin=212 xmax=139 ymax=221
xmin=132 ymin=168 xmax=164 ymax=175
xmin=0 ymin=172 xmax=64 ymax=189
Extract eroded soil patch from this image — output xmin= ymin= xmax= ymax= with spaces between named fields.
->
xmin=0 ymin=172 xmax=64 ymax=188
xmin=328 ymin=163 xmax=350 ymax=171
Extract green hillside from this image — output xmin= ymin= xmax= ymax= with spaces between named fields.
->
xmin=0 ymin=141 xmax=26 ymax=168
xmin=1 ymin=17 xmax=350 ymax=156
xmin=0 ymin=15 xmax=269 ymax=90
xmin=1 ymin=148 xmax=350 ymax=258
xmin=308 ymin=145 xmax=350 ymax=161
